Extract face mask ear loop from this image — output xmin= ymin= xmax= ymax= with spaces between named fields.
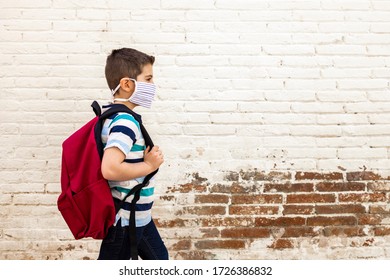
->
xmin=111 ymin=78 xmax=138 ymax=103
xmin=111 ymin=83 xmax=121 ymax=96
xmin=112 ymin=99 xmax=130 ymax=104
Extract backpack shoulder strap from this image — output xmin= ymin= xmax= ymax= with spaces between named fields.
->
xmin=99 ymin=103 xmax=155 ymax=149
xmin=93 ymin=102 xmax=140 ymax=159
xmin=91 ymin=101 xmax=101 ymax=117
xmin=92 ymin=101 xmax=159 ymax=182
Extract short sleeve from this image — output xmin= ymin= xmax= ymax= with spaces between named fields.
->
xmin=104 ymin=113 xmax=140 ymax=156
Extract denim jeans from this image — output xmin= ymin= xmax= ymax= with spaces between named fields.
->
xmin=97 ymin=219 xmax=168 ymax=260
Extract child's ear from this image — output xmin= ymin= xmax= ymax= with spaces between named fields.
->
xmin=120 ymin=78 xmax=135 ymax=94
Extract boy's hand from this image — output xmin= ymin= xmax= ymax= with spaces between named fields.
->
xmin=144 ymin=146 xmax=164 ymax=172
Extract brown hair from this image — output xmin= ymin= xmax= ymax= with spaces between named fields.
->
xmin=105 ymin=48 xmax=155 ymax=92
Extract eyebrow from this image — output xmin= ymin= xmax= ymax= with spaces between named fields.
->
xmin=145 ymin=74 xmax=153 ymax=78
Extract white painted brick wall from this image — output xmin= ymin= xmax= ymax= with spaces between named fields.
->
xmin=1 ymin=0 xmax=390 ymax=260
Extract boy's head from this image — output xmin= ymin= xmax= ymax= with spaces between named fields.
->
xmin=105 ymin=48 xmax=155 ymax=93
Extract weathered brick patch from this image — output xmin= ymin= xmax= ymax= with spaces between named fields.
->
xmin=2 ymin=169 xmax=389 ymax=260
xmin=157 ymin=170 xmax=390 ymax=259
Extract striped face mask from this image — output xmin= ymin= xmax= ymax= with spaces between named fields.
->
xmin=111 ymin=78 xmax=156 ymax=109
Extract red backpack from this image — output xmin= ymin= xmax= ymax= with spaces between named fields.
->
xmin=58 ymin=101 xmax=157 ymax=249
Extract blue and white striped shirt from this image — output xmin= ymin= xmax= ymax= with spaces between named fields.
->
xmin=101 ymin=104 xmax=155 ymax=227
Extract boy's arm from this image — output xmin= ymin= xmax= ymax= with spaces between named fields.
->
xmin=101 ymin=146 xmax=163 ymax=181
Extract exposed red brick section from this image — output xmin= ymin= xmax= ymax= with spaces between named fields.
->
xmin=268 ymin=239 xmax=294 ymax=249
xmin=210 ymin=182 xmax=257 ymax=194
xmin=286 ymin=193 xmax=336 ymax=203
xmin=229 ymin=205 xmax=279 ymax=215
xmin=323 ymin=227 xmax=366 ymax=237
xmin=160 ymin=170 xmax=390 ymax=259
xmin=347 ymin=171 xmax=382 ymax=181
xmin=357 ymin=214 xmax=382 ymax=225
xmin=374 ymin=227 xmax=390 ymax=236
xmin=200 ymin=228 xmax=220 ymax=238
xmin=282 ymin=227 xmax=320 ymax=237
xmin=176 ymin=206 xmax=226 ymax=216
xmin=264 ymin=183 xmax=314 ymax=193
xmin=230 ymin=182 xmax=257 ymax=193
xmin=368 ymin=182 xmax=390 ymax=191
xmin=307 ymin=216 xmax=357 ymax=226
xmin=167 ymin=183 xmax=207 ymax=193
xmin=283 ymin=205 xmax=315 ymax=215
xmin=171 ymin=240 xmax=192 ymax=251
xmin=295 ymin=172 xmax=343 ymax=180
xmin=369 ymin=205 xmax=390 ymax=214
xmin=221 ymin=228 xmax=270 ymax=238
xmin=338 ymin=193 xmax=387 ymax=203
xmin=195 ymin=194 xmax=229 ymax=204
xmin=255 ymin=217 xmax=306 ymax=227
xmin=315 ymin=204 xmax=366 ymax=214
xmin=174 ymin=251 xmax=216 ymax=260
xmin=155 ymin=218 xmax=198 ymax=228
xmin=231 ymin=194 xmax=282 ymax=204
xmin=316 ymin=182 xmax=366 ymax=192
xmin=195 ymin=240 xmax=246 ymax=250
xmin=240 ymin=170 xmax=292 ymax=181
xmin=200 ymin=217 xmax=254 ymax=227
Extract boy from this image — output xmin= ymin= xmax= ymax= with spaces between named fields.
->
xmin=97 ymin=48 xmax=168 ymax=260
